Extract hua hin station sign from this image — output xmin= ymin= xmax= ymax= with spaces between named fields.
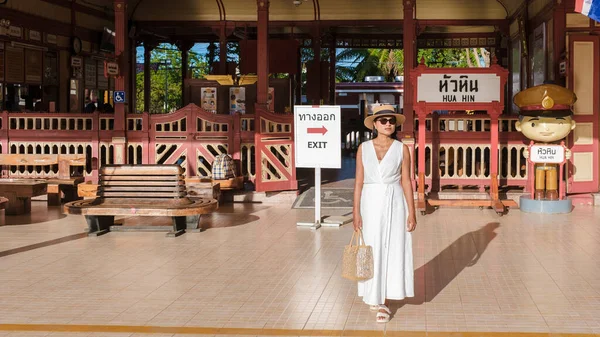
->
xmin=417 ymin=73 xmax=501 ymax=103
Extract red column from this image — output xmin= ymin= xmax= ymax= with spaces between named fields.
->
xmin=143 ymin=41 xmax=156 ymax=113
xmin=208 ymin=42 xmax=216 ymax=74
xmin=254 ymin=0 xmax=270 ymax=192
xmin=403 ymin=0 xmax=416 ymax=136
xmin=113 ymin=0 xmax=128 ymax=164
xmin=91 ymin=112 xmax=100 ymax=182
xmin=490 ymin=109 xmax=500 ymax=202
xmin=417 ymin=108 xmax=427 ymax=213
xmin=329 ymin=36 xmax=336 ymax=105
xmin=178 ymin=41 xmax=193 ymax=106
xmin=553 ymin=0 xmax=566 ymax=86
xmin=233 ymin=113 xmax=242 ymax=161
xmin=256 ymin=0 xmax=269 ymax=106
xmin=182 ymin=48 xmax=189 ymax=106
xmin=219 ymin=24 xmax=228 ymax=75
xmin=312 ymin=26 xmax=321 ymax=105
xmin=295 ymin=47 xmax=302 ymax=105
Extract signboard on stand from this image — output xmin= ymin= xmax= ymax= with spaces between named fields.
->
xmin=294 ymin=106 xmax=343 ymax=229
xmin=294 ymin=105 xmax=341 ymax=169
xmin=417 ymin=73 xmax=501 ymax=103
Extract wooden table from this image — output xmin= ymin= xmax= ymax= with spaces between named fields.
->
xmin=0 ymin=179 xmax=48 ymax=215
xmin=0 ymin=153 xmax=86 ymax=206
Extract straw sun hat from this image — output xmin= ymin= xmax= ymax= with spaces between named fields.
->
xmin=363 ymin=103 xmax=406 ymax=130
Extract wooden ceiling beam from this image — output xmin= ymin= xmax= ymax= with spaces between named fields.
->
xmin=135 ymin=19 xmax=509 ymax=30
xmin=40 ymin=0 xmax=113 ymax=20
xmin=134 ymin=19 xmax=407 ymax=29
xmin=418 ymin=19 xmax=507 ymax=26
xmin=0 ymin=6 xmax=99 ymax=42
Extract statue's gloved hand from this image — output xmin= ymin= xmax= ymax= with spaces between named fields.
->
xmin=523 ymin=148 xmax=529 ymax=159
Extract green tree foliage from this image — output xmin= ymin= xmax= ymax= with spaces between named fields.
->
xmin=136 ymin=43 xmax=208 ymax=114
xmin=336 ymin=48 xmax=383 ymax=82
xmin=334 ymin=47 xmax=489 ymax=82
xmin=205 ymin=41 xmax=241 ymax=74
xmin=417 ymin=48 xmax=489 ymax=68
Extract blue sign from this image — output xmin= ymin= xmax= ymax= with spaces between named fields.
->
xmin=114 ymin=91 xmax=126 ymax=103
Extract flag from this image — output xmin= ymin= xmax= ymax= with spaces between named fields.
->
xmin=575 ymin=0 xmax=600 ymax=23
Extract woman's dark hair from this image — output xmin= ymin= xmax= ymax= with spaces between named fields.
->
xmin=372 ymin=117 xmax=398 ymax=139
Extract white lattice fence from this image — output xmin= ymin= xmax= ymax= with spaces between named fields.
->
xmin=127 ymin=143 xmax=144 ymax=165
xmin=241 ymin=143 xmax=256 ymax=180
xmin=99 ymin=142 xmax=115 ymax=168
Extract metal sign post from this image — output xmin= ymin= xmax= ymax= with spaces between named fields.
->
xmin=314 ymin=167 xmax=321 ymax=228
xmin=294 ymin=105 xmax=343 ymax=230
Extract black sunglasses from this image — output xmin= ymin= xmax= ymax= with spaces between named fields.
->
xmin=376 ymin=117 xmax=396 ymax=125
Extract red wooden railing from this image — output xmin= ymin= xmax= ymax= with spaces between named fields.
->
xmin=0 ymin=106 xmax=527 ymax=194
xmin=0 ymin=104 xmax=297 ymax=192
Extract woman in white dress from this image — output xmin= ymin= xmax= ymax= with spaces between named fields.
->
xmin=353 ymin=103 xmax=417 ymax=323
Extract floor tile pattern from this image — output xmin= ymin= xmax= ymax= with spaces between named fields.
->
xmin=1 ymin=201 xmax=600 ymax=336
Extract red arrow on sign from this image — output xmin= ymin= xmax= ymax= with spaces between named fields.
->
xmin=307 ymin=126 xmax=328 ymax=135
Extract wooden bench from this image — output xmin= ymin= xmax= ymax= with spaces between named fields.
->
xmin=0 ymin=154 xmax=86 ymax=206
xmin=77 ymin=178 xmax=222 ymax=202
xmin=185 ymin=178 xmax=221 ymax=201
xmin=213 ymin=176 xmax=244 ymax=191
xmin=64 ymin=165 xmax=218 ymax=237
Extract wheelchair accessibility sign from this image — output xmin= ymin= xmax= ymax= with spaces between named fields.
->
xmin=114 ymin=91 xmax=126 ymax=103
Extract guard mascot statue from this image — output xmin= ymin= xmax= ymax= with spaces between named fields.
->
xmin=513 ymin=83 xmax=576 ymax=209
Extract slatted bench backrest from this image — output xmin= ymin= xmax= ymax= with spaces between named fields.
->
xmin=0 ymin=154 xmax=86 ymax=179
xmin=98 ymin=165 xmax=188 ymax=205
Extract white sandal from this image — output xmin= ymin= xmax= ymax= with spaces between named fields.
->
xmin=369 ymin=305 xmax=379 ymax=311
xmin=375 ymin=305 xmax=391 ymax=323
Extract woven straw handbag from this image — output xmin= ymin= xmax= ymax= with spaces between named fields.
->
xmin=342 ymin=230 xmax=374 ymax=281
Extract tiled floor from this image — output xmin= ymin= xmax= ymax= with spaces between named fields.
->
xmin=1 ymin=200 xmax=600 ymax=337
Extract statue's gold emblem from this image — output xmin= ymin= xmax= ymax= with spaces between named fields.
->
xmin=542 ymin=96 xmax=555 ymax=109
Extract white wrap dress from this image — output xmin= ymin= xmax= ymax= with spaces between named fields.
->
xmin=357 ymin=140 xmax=414 ymax=305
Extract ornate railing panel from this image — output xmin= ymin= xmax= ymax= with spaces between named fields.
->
xmin=415 ymin=141 xmax=528 ymax=191
xmin=254 ymin=108 xmax=297 ymax=192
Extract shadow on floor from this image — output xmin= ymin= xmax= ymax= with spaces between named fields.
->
xmin=117 ymin=203 xmax=264 ymax=230
xmin=390 ymin=222 xmax=500 ymax=314
xmin=0 ymin=232 xmax=87 ymax=258
xmin=200 ymin=213 xmax=261 ymax=230
xmin=1 ymin=202 xmax=67 ymax=226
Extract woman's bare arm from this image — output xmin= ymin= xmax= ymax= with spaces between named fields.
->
xmin=353 ymin=144 xmax=364 ymax=231
xmin=401 ymin=144 xmax=417 ymax=230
